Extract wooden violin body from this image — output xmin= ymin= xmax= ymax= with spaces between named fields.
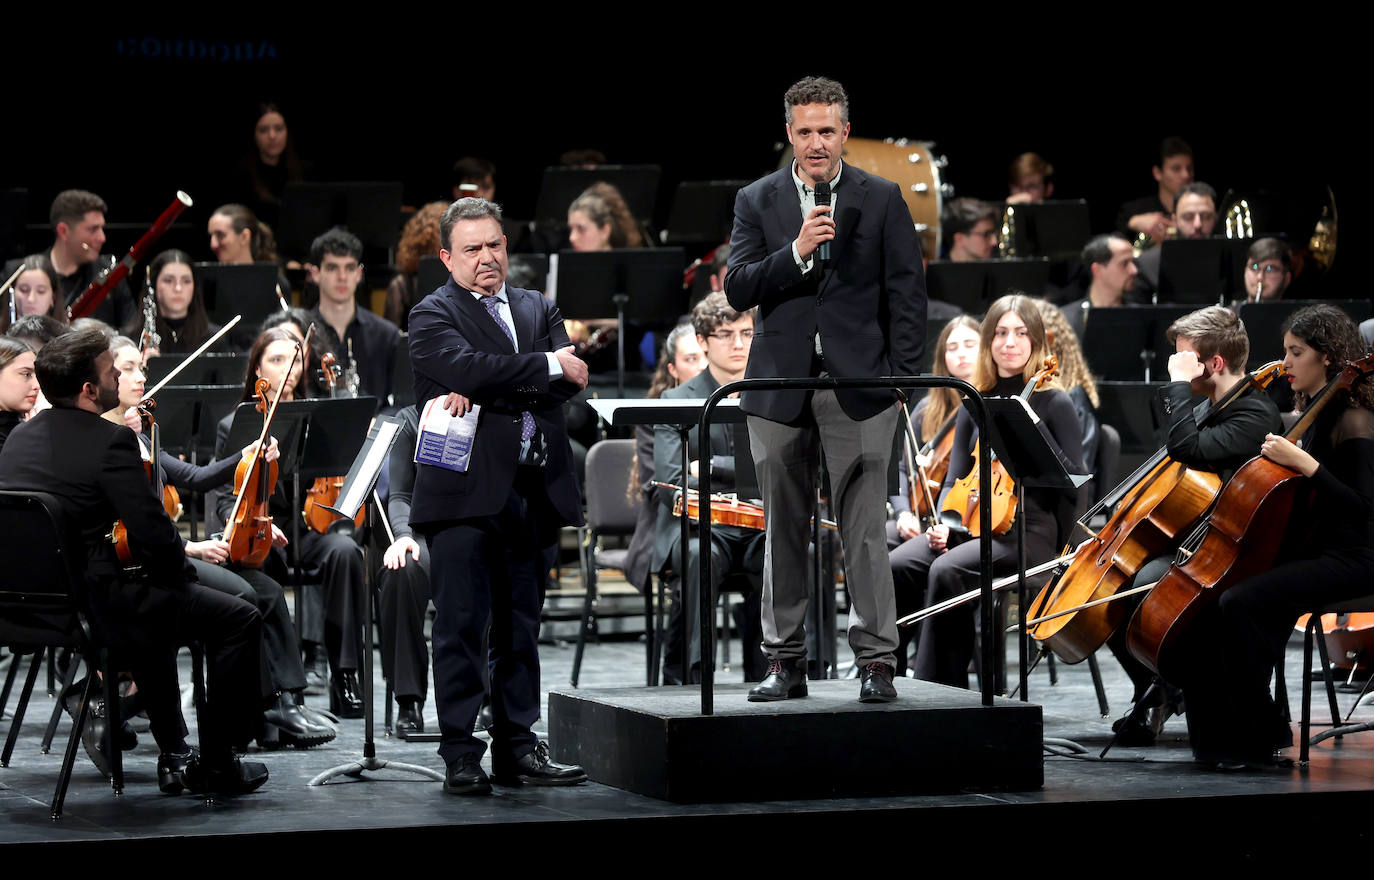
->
xmin=224 ymin=377 xmax=286 ymax=568
xmin=674 ymin=492 xmax=766 ymax=531
xmin=301 ymin=351 xmax=365 ymax=533
xmin=912 ymin=423 xmax=956 ymax=521
xmin=941 ymin=440 xmax=1017 ymax=537
xmin=1028 ymin=459 xmax=1220 ymax=663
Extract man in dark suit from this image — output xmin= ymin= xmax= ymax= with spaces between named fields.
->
xmin=725 ymin=76 xmax=927 ymax=703
xmin=407 ymin=198 xmax=588 ymax=795
xmin=653 ymin=293 xmax=765 ymax=683
xmin=0 ymin=329 xmax=266 ymax=794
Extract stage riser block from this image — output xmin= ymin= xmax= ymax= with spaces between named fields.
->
xmin=549 ymin=681 xmax=1042 ymax=802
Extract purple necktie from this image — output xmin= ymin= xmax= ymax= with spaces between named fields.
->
xmin=481 ymin=294 xmax=537 ymax=443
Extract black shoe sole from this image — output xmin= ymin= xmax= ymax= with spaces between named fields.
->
xmin=747 ymin=684 xmax=808 ymax=702
xmin=858 ymin=691 xmax=897 ymax=703
xmin=491 ymin=772 xmax=588 ymax=787
xmin=443 ymin=778 xmax=493 ymax=795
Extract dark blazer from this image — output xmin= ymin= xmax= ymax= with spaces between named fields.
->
xmin=406 ymin=279 xmax=582 ymax=531
xmin=724 ymin=163 xmax=927 ymax=423
xmin=651 ymin=368 xmax=740 ymax=573
xmin=0 ymin=407 xmax=191 ymax=639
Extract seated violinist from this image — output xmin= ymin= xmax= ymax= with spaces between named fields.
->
xmin=212 ymin=326 xmax=368 ymax=719
xmin=0 ymin=328 xmax=267 ymax=794
xmin=887 ymin=315 xmax=980 ymax=674
xmin=652 ymin=293 xmax=765 ymax=683
xmin=1104 ymin=306 xmax=1282 ymax=745
xmin=103 ymin=335 xmax=335 ymax=749
xmin=900 ymin=295 xmax=1084 ymax=689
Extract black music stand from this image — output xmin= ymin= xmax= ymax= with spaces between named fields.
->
xmin=145 ymin=352 xmax=246 ymax=388
xmin=1080 ymin=304 xmax=1194 ymax=382
xmin=278 ymin=181 xmax=404 ymax=260
xmin=195 ymin=263 xmax=283 ymax=347
xmin=308 ymin=417 xmax=444 ymax=785
xmin=390 ymin=332 xmax=415 ymax=409
xmin=662 ymin=180 xmax=749 ymax=247
xmin=1002 ymin=200 xmax=1091 ymax=259
xmin=151 ymin=385 xmax=244 ymax=539
xmin=533 ymin=165 xmax=661 ymax=232
xmin=982 ymin=396 xmax=1091 ymax=702
xmin=1238 ymin=299 xmax=1373 ymax=365
xmin=1157 ymin=238 xmax=1251 ymax=304
xmin=554 ymin=249 xmax=687 ymax=397
xmin=926 ymin=258 xmax=1053 ymax=314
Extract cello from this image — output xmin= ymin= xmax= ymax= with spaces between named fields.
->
xmin=223 ymin=340 xmax=304 ymax=568
xmin=940 ymin=356 xmax=1058 ymax=538
xmin=1026 ymin=361 xmax=1286 ymax=663
xmin=1127 ymin=353 xmax=1374 ymax=680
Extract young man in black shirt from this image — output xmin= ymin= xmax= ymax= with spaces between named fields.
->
xmin=308 ymin=227 xmax=401 ymax=411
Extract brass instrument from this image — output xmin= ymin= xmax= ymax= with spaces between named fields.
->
xmin=1224 ymin=198 xmax=1253 ymax=240
xmin=999 ymin=205 xmax=1017 ymax=258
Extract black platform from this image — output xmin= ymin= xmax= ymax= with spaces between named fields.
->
xmin=548 ymin=679 xmax=1042 ymax=802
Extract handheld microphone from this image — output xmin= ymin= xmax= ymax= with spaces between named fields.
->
xmin=815 ymin=181 xmax=831 ymax=262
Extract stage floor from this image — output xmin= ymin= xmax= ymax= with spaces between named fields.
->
xmin=4 ymin=624 xmax=1374 ymax=859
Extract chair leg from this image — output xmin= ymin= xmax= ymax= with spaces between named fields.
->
xmin=644 ymin=577 xmax=655 ymax=687
xmin=1046 ymin=650 xmax=1059 ymax=686
xmin=1 ymin=650 xmax=22 ymax=716
xmin=42 ymin=652 xmax=83 ymax=754
xmin=102 ymin=652 xmax=123 ymax=795
xmin=651 ymin=574 xmax=666 ymax=686
xmin=1301 ymin=618 xmax=1316 ymax=764
xmin=47 ymin=646 xmax=56 ymax=696
xmin=2 ymin=651 xmax=43 ymax=767
xmin=1312 ymin=624 xmax=1342 ymax=729
xmin=52 ymin=662 xmax=98 ymax=821
xmin=1086 ymin=652 xmax=1110 ymax=717
xmin=570 ymin=540 xmax=597 ymax=688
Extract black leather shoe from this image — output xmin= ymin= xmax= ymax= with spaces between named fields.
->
xmin=261 ymin=692 xmax=337 ymax=749
xmin=858 ymin=663 xmax=898 ymax=703
xmin=747 ymin=658 xmax=808 ymax=702
xmin=475 ymin=697 xmax=493 ymax=733
xmin=1111 ymin=714 xmax=1156 ymax=746
xmin=443 ymin=753 xmax=492 ymax=795
xmin=492 ymin=742 xmax=586 ymax=787
xmin=329 ymin=671 xmax=365 ymax=719
xmin=395 ymin=699 xmax=424 ymax=740
xmin=185 ymin=756 xmax=270 ymax=795
xmin=157 ymin=746 xmax=198 ymax=794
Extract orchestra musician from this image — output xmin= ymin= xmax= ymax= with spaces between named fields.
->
xmin=307 ymin=227 xmax=401 ymax=411
xmin=1172 ymin=304 xmax=1374 ymax=769
xmin=2 ymin=191 xmax=136 ymax=328
xmin=1116 ymin=136 xmax=1194 ymax=240
xmin=653 ymin=293 xmax=766 ymax=684
xmin=905 ymin=294 xmax=1084 ymax=690
xmin=725 ymin=76 xmax=926 ymax=703
xmin=213 ymin=326 xmax=369 ymax=719
xmin=1 ymin=255 xmax=71 ymax=334
xmin=1133 ymin=181 xmax=1218 ymax=302
xmin=887 ymin=315 xmax=979 ymax=674
xmin=0 ymin=328 xmax=267 ymax=794
xmin=0 ymin=338 xmax=40 ymax=445
xmin=122 ymin=250 xmax=223 ymax=356
xmin=407 ymin=197 xmax=589 ymax=794
xmin=1107 ymin=306 xmax=1282 ymax=745
xmin=104 ymin=336 xmax=335 ymax=749
xmin=941 ymin=198 xmax=1001 ymax=262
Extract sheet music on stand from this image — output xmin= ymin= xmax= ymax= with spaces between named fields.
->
xmin=320 ymin=416 xmax=404 ymax=521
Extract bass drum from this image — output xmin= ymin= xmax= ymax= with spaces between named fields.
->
xmin=777 ymin=137 xmax=948 ymax=260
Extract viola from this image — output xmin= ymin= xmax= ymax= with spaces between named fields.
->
xmin=224 ymin=336 xmax=300 ymax=568
xmin=1027 ymin=361 xmax=1286 ymax=663
xmin=301 ymin=352 xmax=367 ymax=533
xmin=940 ymin=356 xmax=1058 ymax=538
xmin=1127 ymin=353 xmax=1374 ymax=680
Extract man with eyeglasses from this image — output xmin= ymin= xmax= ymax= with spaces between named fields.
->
xmin=1134 ymin=181 xmax=1220 ymax=302
xmin=653 ymin=292 xmax=766 ymax=683
xmin=942 ymin=198 xmax=1001 ymax=262
xmin=1239 ymin=238 xmax=1292 ymax=302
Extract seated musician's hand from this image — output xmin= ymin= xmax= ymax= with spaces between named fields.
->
xmin=896 ymin=511 xmax=922 ymax=541
xmin=384 ymin=536 xmax=421 ymax=570
xmin=555 ymin=345 xmax=589 ymax=390
xmin=1129 ymin=211 xmax=1168 ymax=239
xmin=442 ymin=392 xmax=472 ymax=417
xmin=1260 ymin=432 xmax=1319 ymax=477
xmin=271 ymin=523 xmax=289 ymax=548
xmin=122 ymin=406 xmax=142 ymax=432
xmin=927 ymin=522 xmax=950 ymax=552
xmin=186 ymin=539 xmax=230 ymax=564
xmin=1167 ymin=351 xmax=1205 ymax=383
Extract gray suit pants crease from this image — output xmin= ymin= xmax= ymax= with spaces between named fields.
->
xmin=748 ymin=390 xmax=899 ymax=669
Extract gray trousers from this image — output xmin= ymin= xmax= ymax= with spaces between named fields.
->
xmin=748 ymin=392 xmax=899 ymax=669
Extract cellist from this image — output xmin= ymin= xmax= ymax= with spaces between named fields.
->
xmin=1106 ymin=306 xmax=1282 ymax=745
xmin=1176 ymin=305 xmax=1374 ymax=769
xmin=903 ymin=294 xmax=1084 ymax=689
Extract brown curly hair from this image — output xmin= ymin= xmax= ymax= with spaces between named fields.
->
xmin=1284 ymin=304 xmax=1374 ymax=412
xmin=396 ymin=201 xmax=447 ymax=277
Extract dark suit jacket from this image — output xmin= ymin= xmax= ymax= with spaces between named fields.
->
xmin=0 ymin=407 xmax=192 ymax=640
xmin=724 ymin=163 xmax=927 ymax=423
xmin=651 ymin=368 xmax=740 ymax=573
xmin=406 ymin=279 xmax=582 ymax=532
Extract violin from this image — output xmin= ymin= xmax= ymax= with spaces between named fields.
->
xmin=902 ymin=406 xmax=956 ymax=528
xmin=1027 ymin=361 xmax=1286 ymax=663
xmin=301 ymin=352 xmax=366 ymax=533
xmin=224 ymin=340 xmax=301 ymax=567
xmin=661 ymin=482 xmax=838 ymax=533
xmin=940 ymin=356 xmax=1059 ymax=538
xmin=1128 ymin=353 xmax=1374 ymax=680
xmin=111 ymin=399 xmax=182 ymax=566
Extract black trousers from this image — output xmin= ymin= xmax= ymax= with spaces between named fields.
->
xmin=375 ymin=539 xmax=432 ymax=703
xmin=426 ymin=469 xmax=549 ymax=766
xmin=194 ymin=559 xmax=307 ymax=698
xmin=290 ymin=530 xmax=367 ymax=673
xmin=663 ymin=524 xmax=767 ymax=682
